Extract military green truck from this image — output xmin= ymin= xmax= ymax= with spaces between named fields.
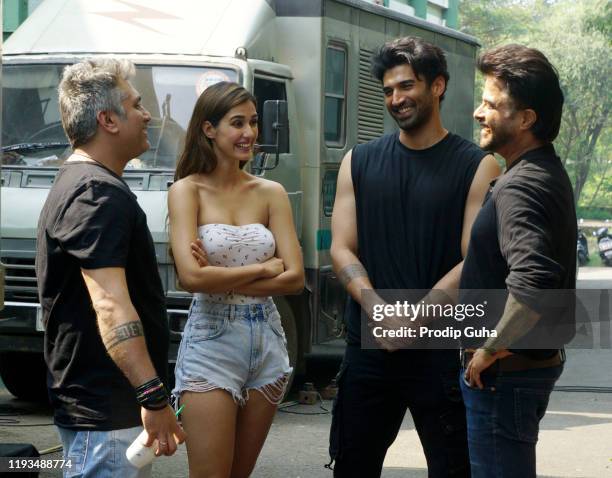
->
xmin=0 ymin=0 xmax=479 ymax=400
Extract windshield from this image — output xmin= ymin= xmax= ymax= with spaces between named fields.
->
xmin=2 ymin=63 xmax=238 ymax=170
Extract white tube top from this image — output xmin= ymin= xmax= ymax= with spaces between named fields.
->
xmin=195 ymin=223 xmax=276 ymax=304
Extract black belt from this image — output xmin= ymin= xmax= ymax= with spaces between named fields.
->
xmin=460 ymin=349 xmax=564 ymax=373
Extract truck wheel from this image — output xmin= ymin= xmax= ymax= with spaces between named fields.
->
xmin=274 ymin=298 xmax=299 ymax=399
xmin=0 ymin=352 xmax=48 ymax=402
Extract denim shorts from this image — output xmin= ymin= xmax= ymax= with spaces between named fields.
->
xmin=57 ymin=425 xmax=150 ymax=478
xmin=172 ymin=297 xmax=292 ymax=406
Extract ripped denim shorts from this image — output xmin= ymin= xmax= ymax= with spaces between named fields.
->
xmin=172 ymin=297 xmax=292 ymax=406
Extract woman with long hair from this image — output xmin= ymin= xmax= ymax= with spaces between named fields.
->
xmin=168 ymin=82 xmax=304 ymax=477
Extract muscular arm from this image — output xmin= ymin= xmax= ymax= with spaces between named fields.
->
xmin=82 ymin=267 xmax=158 ymax=385
xmin=81 ymin=267 xmax=186 ymax=454
xmin=234 ymin=183 xmax=304 ymax=296
xmin=168 ymin=179 xmax=269 ymax=293
xmin=330 ymin=151 xmax=381 ymax=314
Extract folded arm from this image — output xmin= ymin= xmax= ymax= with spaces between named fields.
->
xmin=234 ymin=182 xmax=304 ymax=296
xmin=168 ymin=179 xmax=273 ymax=293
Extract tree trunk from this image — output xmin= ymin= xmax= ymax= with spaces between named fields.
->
xmin=573 ymin=107 xmax=609 ymax=205
xmin=587 ymin=161 xmax=610 ymax=208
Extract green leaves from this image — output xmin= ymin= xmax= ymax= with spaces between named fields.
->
xmin=460 ymin=0 xmax=611 ymax=209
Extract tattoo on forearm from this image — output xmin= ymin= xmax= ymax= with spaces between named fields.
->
xmin=103 ymin=321 xmax=144 ymax=351
xmin=484 ymin=293 xmax=540 ymax=351
xmin=338 ymin=263 xmax=368 ymax=288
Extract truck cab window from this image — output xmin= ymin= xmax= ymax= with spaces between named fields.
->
xmin=1 ymin=64 xmax=237 ymax=170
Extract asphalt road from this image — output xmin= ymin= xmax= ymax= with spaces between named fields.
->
xmin=1 ymin=268 xmax=611 ymax=477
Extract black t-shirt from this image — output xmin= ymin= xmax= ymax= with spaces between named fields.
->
xmin=460 ymin=144 xmax=577 ymax=357
xmin=36 ymin=161 xmax=169 ymax=430
xmin=346 ymin=132 xmax=487 ymax=344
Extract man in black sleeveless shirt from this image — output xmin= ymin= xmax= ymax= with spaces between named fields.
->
xmin=329 ymin=37 xmax=500 ymax=477
xmin=460 ymin=45 xmax=575 ymax=477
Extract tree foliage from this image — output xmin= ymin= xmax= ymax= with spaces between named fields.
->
xmin=584 ymin=0 xmax=612 ymax=42
xmin=459 ymin=0 xmax=611 ymax=208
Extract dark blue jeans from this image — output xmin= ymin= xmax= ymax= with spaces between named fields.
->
xmin=460 ymin=364 xmax=563 ymax=478
xmin=329 ymin=345 xmax=470 ymax=477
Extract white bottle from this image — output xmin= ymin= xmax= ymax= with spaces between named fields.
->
xmin=126 ymin=429 xmax=157 ymax=468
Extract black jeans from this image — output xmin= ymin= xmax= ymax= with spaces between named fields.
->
xmin=329 ymin=345 xmax=470 ymax=478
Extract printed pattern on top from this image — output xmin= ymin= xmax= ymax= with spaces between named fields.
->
xmin=196 ymin=223 xmax=276 ymax=304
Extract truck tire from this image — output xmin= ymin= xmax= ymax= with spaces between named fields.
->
xmin=0 ymin=352 xmax=48 ymax=402
xmin=274 ymin=297 xmax=299 ymax=398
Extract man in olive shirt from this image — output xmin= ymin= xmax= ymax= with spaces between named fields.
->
xmin=460 ymin=45 xmax=576 ymax=477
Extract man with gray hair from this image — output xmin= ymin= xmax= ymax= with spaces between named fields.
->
xmin=36 ymin=58 xmax=185 ymax=477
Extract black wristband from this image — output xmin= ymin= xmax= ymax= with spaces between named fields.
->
xmin=135 ymin=377 xmax=169 ymax=410
xmin=140 ymin=397 xmax=169 ymax=411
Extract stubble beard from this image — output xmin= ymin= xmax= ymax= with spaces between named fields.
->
xmin=392 ymin=97 xmax=434 ymax=134
xmin=479 ymin=125 xmax=515 ymax=153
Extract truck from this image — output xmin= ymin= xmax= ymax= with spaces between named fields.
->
xmin=0 ymin=0 xmax=479 ymax=400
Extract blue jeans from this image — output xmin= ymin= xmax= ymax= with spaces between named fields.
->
xmin=57 ymin=426 xmax=151 ymax=478
xmin=460 ymin=364 xmax=563 ymax=478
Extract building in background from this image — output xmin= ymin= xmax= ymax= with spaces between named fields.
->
xmin=364 ymin=0 xmax=458 ymax=28
xmin=3 ymin=0 xmax=42 ymax=40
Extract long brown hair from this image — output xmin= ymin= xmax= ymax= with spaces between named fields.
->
xmin=175 ymin=81 xmax=257 ymax=181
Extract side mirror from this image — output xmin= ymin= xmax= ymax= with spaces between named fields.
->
xmin=260 ymin=100 xmax=289 ymax=154
xmin=251 ymin=100 xmax=289 ymax=174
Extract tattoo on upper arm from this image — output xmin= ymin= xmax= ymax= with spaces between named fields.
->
xmin=102 ymin=321 xmax=144 ymax=351
xmin=338 ymin=263 xmax=368 ymax=288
